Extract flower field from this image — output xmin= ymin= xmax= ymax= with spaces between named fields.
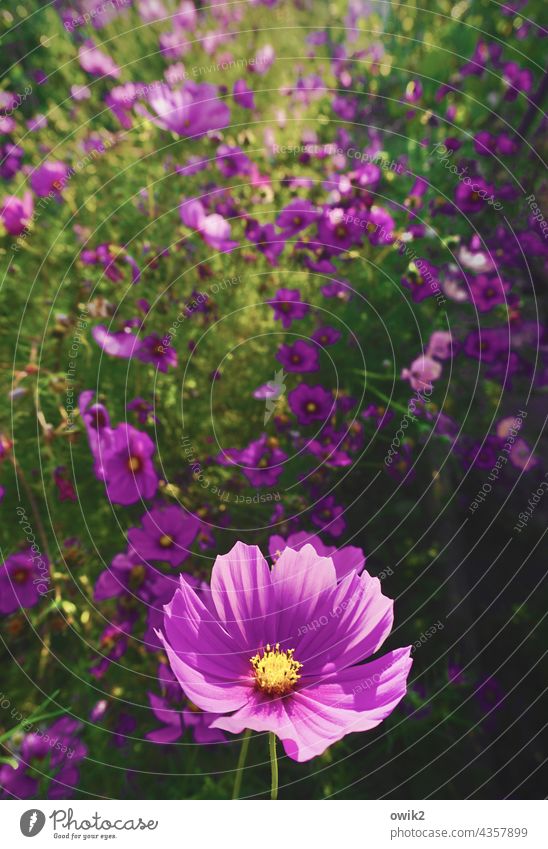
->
xmin=0 ymin=0 xmax=546 ymax=801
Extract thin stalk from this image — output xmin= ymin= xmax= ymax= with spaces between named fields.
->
xmin=232 ymin=728 xmax=251 ymax=800
xmin=269 ymin=732 xmax=278 ymax=800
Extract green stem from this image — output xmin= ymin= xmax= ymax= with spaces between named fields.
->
xmin=269 ymin=732 xmax=278 ymax=800
xmin=232 ymin=728 xmax=251 ymax=800
xmin=366 ymin=383 xmax=414 ymax=419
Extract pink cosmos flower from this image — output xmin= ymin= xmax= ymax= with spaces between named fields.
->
xmin=401 ymin=355 xmax=442 ymax=393
xmin=138 ymin=82 xmax=230 ymax=137
xmin=78 ymin=43 xmax=121 ymax=78
xmin=159 ymin=542 xmax=412 ymax=762
xmin=30 ymin=161 xmax=69 ymax=197
xmin=426 ymin=331 xmax=453 ymax=360
xmin=127 ymin=505 xmax=200 ymax=567
xmin=1 ymin=192 xmax=33 ymax=235
xmin=233 ymin=79 xmax=255 ymax=109
xmin=180 ymin=198 xmax=237 ymax=252
xmin=0 ymin=549 xmax=49 ymax=614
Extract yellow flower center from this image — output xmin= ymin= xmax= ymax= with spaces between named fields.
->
xmin=250 ymin=643 xmax=302 ymax=696
xmin=127 ymin=456 xmax=141 ymax=472
xmin=159 ymin=534 xmax=174 ymax=548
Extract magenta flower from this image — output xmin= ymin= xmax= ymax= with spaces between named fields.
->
xmin=78 ymin=43 xmax=120 ymax=78
xmin=268 ymin=531 xmax=366 ymax=581
xmin=1 ymin=192 xmax=33 ymax=236
xmin=180 ymin=198 xmax=238 ymax=252
xmin=276 ymin=340 xmax=319 ymax=373
xmin=276 ymin=199 xmax=319 ymax=237
xmin=401 ymin=260 xmax=441 ymax=303
xmin=268 ymin=288 xmax=309 ymax=329
xmin=139 ymin=82 xmax=230 ymax=138
xmin=92 ymin=325 xmax=142 ymax=359
xmin=252 ymin=44 xmax=276 ymax=75
xmin=312 ymin=325 xmax=341 ymax=347
xmin=468 ymin=274 xmax=511 ymax=312
xmin=455 ymin=178 xmax=495 ymax=213
xmin=0 ymin=549 xmax=49 ymax=615
xmin=288 ymin=383 xmax=334 ymax=425
xmin=218 ymin=434 xmax=287 ymax=487
xmin=30 ymin=161 xmax=69 ymax=197
xmin=233 ymin=79 xmax=255 ymax=109
xmin=79 ymin=391 xmax=114 ymax=481
xmin=94 ymin=547 xmax=177 ymax=603
xmin=159 ymin=542 xmax=412 ymax=761
xmin=102 ymin=423 xmax=159 ymax=506
xmin=137 ymin=333 xmax=178 ymax=372
xmin=127 ymin=505 xmax=200 ymax=567
xmin=426 ymin=331 xmax=453 ymax=360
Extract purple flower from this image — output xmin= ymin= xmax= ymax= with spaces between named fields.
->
xmin=159 ymin=541 xmax=412 ymax=761
xmin=245 ymin=219 xmax=285 ymax=265
xmin=127 ymin=397 xmax=155 ymax=424
xmin=78 ymin=43 xmax=120 ymax=78
xmin=404 ymin=79 xmax=423 ymax=103
xmin=94 ymin=547 xmax=177 ymax=603
xmin=426 ymin=331 xmax=453 ymax=360
xmin=180 ymin=198 xmax=237 ymax=252
xmin=137 ymin=333 xmax=178 ymax=372
xmin=0 ymin=764 xmax=38 ymax=798
xmin=267 ymin=288 xmax=309 ymax=329
xmin=215 ymin=144 xmax=253 ymax=177
xmin=147 ymin=662 xmax=225 ymax=745
xmin=401 ymin=260 xmax=441 ymax=302
xmin=312 ymin=325 xmax=341 ymax=347
xmin=401 ymin=355 xmax=442 ymax=393
xmin=366 ymin=205 xmax=395 ymax=246
xmin=361 ymin=404 xmax=394 ymax=429
xmin=30 ymin=161 xmax=69 ymax=198
xmin=321 ymin=278 xmax=352 ymax=300
xmin=288 ymin=383 xmax=333 ymax=425
xmin=92 ymin=325 xmax=142 ymax=359
xmin=1 ymin=718 xmax=86 ymax=799
xmin=268 ymin=531 xmax=366 ymax=581
xmin=0 ymin=142 xmax=23 ymax=180
xmin=316 ymin=207 xmax=362 ymax=254
xmin=53 ymin=466 xmax=77 ymax=502
xmin=276 ymin=199 xmax=319 ymax=237
xmin=468 ymin=274 xmax=511 ymax=312
xmin=455 ymin=178 xmax=495 ymax=213
xmin=463 ymin=327 xmax=509 ymax=363
xmin=233 ymin=79 xmax=255 ymax=109
xmin=139 ymin=82 xmax=230 ymax=137
xmin=311 ymin=496 xmax=346 ymax=537
xmin=276 ymin=340 xmax=319 ymax=373
xmin=252 ymin=44 xmax=276 ymax=75
xmin=102 ymin=424 xmax=159 ymax=505
xmin=0 ymin=192 xmax=33 ymax=235
xmin=502 ymin=62 xmax=533 ymax=100
xmin=79 ymin=390 xmax=114 ymax=481
xmin=0 ymin=549 xmax=49 ymax=614
xmin=218 ymin=434 xmax=287 ymax=487
xmin=127 ymin=505 xmax=200 ymax=567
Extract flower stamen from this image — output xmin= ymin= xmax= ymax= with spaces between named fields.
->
xmin=250 ymin=643 xmax=302 ymax=696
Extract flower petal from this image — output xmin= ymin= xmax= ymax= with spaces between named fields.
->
xmin=209 ymin=542 xmax=276 ymax=650
xmin=294 ymin=570 xmax=394 ymax=674
xmin=158 ymin=575 xmax=251 ymax=713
